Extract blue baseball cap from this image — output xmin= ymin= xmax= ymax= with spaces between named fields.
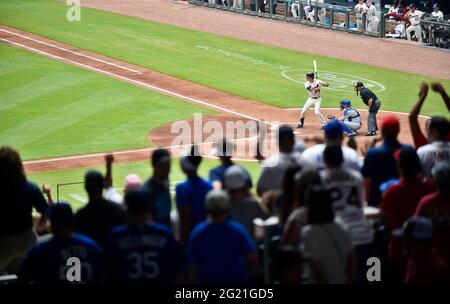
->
xmin=324 ymin=120 xmax=343 ymax=139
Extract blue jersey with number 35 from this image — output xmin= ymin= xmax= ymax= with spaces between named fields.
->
xmin=102 ymin=223 xmax=186 ymax=283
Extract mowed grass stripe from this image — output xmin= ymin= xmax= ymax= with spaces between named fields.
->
xmin=0 ymin=43 xmax=212 ymax=160
xmin=1 ymin=0 xmax=449 ymax=116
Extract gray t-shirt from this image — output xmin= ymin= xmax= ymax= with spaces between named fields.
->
xmin=230 ymin=196 xmax=268 ymax=240
xmin=301 ymin=222 xmax=353 ymax=284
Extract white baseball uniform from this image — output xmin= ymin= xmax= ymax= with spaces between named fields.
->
xmin=320 ymin=168 xmax=373 ymax=247
xmin=354 ymin=2 xmax=368 ymax=30
xmin=406 ymin=9 xmax=424 ymax=43
xmin=366 ymin=4 xmax=379 ymax=33
xmin=306 ymin=0 xmax=326 ymax=23
xmin=432 ymin=10 xmax=444 ymax=22
xmin=300 ymin=79 xmax=327 ymax=125
xmin=342 ymin=107 xmax=362 ymax=131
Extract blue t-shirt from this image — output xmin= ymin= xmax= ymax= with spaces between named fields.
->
xmin=187 ymin=220 xmax=256 ymax=284
xmin=102 ymin=223 xmax=185 ymax=284
xmin=18 ymin=234 xmax=100 ymax=284
xmin=362 ymin=141 xmax=409 ymax=207
xmin=176 ymin=176 xmax=212 ymax=229
xmin=142 ymin=178 xmax=172 ymax=228
xmin=209 ymin=163 xmax=253 ymax=188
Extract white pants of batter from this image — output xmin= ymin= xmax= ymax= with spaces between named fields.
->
xmin=232 ymin=0 xmax=241 ymax=9
xmin=300 ymin=97 xmax=326 ymax=124
xmin=406 ymin=24 xmax=422 ymax=43
xmin=344 ymin=121 xmax=362 ymax=131
xmin=367 ymin=18 xmax=379 ymax=33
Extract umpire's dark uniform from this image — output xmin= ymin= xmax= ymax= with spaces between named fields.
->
xmin=355 ymin=82 xmax=381 ymax=136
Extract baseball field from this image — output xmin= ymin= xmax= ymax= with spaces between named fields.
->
xmin=1 ymin=0 xmax=449 ymax=209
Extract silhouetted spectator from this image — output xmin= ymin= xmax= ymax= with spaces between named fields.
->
xmin=321 ymin=144 xmax=373 ymax=283
xmin=142 ymin=148 xmax=172 ymax=228
xmin=176 ymin=145 xmax=212 ymax=247
xmin=209 ymin=138 xmax=252 ymax=190
xmin=301 ymin=186 xmax=358 ymax=283
xmin=409 ymin=83 xmax=450 ymax=149
xmin=417 ymin=117 xmax=450 ymax=179
xmin=75 ymin=170 xmax=125 ymax=247
xmin=415 ymin=161 xmax=450 ymax=264
xmin=380 ymin=146 xmax=435 ymax=278
xmin=257 ymin=125 xmax=298 ymax=197
xmin=225 ymin=165 xmax=268 ymax=240
xmin=300 ymin=119 xmax=362 ymax=171
xmin=0 ymin=146 xmax=48 ymax=274
xmin=18 ymin=203 xmax=100 ymax=284
xmin=187 ymin=190 xmax=259 ymax=283
xmin=281 ymin=169 xmax=322 ymax=246
xmin=103 ymin=154 xmax=142 ymax=204
xmin=362 ymin=115 xmax=410 ymax=207
xmin=273 ymin=246 xmax=303 ymax=284
xmin=102 ymin=189 xmax=185 ymax=283
xmin=392 ymin=217 xmax=450 ymax=284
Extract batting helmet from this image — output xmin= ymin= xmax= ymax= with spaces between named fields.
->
xmin=306 ymin=72 xmax=315 ymax=79
xmin=340 ymin=99 xmax=351 ymax=109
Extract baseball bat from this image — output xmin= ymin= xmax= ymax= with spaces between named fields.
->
xmin=313 ymin=60 xmax=318 ymax=79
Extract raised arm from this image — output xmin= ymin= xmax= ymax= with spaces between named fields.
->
xmin=104 ymin=154 xmax=114 ymax=189
xmin=431 ymin=82 xmax=450 ymax=112
xmin=409 ymin=83 xmax=428 ymax=148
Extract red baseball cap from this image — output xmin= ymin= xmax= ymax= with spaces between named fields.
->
xmin=380 ymin=115 xmax=400 ymax=134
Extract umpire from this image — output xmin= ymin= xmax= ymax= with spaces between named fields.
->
xmin=354 ymin=81 xmax=381 ymax=136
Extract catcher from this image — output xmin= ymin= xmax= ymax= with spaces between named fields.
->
xmin=327 ymin=99 xmax=362 ymax=137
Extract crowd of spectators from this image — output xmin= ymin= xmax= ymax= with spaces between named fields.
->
xmin=0 ymin=82 xmax=449 ymax=284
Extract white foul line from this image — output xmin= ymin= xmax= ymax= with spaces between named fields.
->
xmin=0 ymin=29 xmax=144 ymax=75
xmin=283 ymin=107 xmax=430 ymax=119
xmin=0 ymin=36 xmax=276 ymax=128
xmin=23 ymin=135 xmax=260 ymax=165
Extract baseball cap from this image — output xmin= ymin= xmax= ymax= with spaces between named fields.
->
xmin=205 ymin=190 xmax=230 ymax=214
xmin=380 ymin=115 xmax=400 ymax=134
xmin=306 ymin=72 xmax=315 ymax=78
xmin=224 ymin=165 xmax=247 ymax=191
xmin=278 ymin=125 xmax=294 ymax=142
xmin=180 ymin=145 xmax=202 ymax=172
xmin=48 ymin=202 xmax=74 ymax=227
xmin=125 ymin=189 xmax=152 ymax=215
xmin=392 ymin=217 xmax=433 ymax=240
xmin=324 ymin=119 xmax=343 ymax=139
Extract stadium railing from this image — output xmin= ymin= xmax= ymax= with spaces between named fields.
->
xmin=189 ymin=0 xmax=450 ymax=47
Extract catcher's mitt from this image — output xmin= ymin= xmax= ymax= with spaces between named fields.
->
xmin=327 ymin=114 xmax=335 ymax=120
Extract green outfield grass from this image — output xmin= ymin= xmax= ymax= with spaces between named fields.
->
xmin=27 ymin=158 xmax=262 ymax=210
xmin=1 ymin=0 xmax=449 ymax=116
xmin=0 ymin=43 xmax=211 ymax=160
